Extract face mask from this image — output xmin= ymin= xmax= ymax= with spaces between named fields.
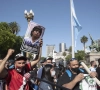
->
xmin=94 ymin=65 xmax=97 ymax=68
xmin=51 ymin=71 xmax=55 ymax=77
xmin=71 ymin=67 xmax=79 ymax=73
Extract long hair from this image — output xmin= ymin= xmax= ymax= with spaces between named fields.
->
xmin=41 ymin=64 xmax=53 ymax=82
xmin=98 ymin=58 xmax=100 ymax=67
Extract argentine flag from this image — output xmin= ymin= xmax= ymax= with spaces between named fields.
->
xmin=71 ymin=0 xmax=82 ymax=47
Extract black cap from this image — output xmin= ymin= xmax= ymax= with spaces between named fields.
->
xmin=15 ymin=53 xmax=27 ymax=61
xmin=46 ymin=57 xmax=53 ymax=61
xmin=40 ymin=58 xmax=46 ymax=63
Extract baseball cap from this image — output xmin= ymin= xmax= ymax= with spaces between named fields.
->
xmin=40 ymin=58 xmax=46 ymax=63
xmin=15 ymin=53 xmax=27 ymax=61
xmin=46 ymin=57 xmax=53 ymax=61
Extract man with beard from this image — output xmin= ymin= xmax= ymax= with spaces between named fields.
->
xmin=57 ymin=58 xmax=97 ymax=90
xmin=0 ymin=39 xmax=43 ymax=90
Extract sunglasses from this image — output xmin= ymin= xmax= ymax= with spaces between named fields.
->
xmin=69 ymin=58 xmax=76 ymax=61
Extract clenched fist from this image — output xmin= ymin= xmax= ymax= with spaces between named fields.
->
xmin=7 ymin=49 xmax=14 ymax=56
xmin=90 ymin=71 xmax=97 ymax=78
xmin=24 ymin=73 xmax=31 ymax=81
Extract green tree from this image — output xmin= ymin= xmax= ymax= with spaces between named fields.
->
xmin=66 ymin=50 xmax=85 ymax=61
xmin=41 ymin=57 xmax=46 ymax=60
xmin=75 ymin=50 xmax=85 ymax=61
xmin=0 ymin=30 xmax=16 ymax=58
xmin=9 ymin=22 xmax=20 ymax=35
xmin=66 ymin=54 xmax=72 ymax=60
xmin=0 ymin=22 xmax=22 ymax=59
xmin=0 ymin=22 xmax=10 ymax=31
xmin=68 ymin=46 xmax=72 ymax=53
xmin=62 ymin=52 xmax=66 ymax=60
xmin=12 ymin=36 xmax=23 ymax=58
xmin=81 ymin=35 xmax=88 ymax=52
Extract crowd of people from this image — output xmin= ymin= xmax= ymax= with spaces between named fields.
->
xmin=0 ymin=39 xmax=100 ymax=90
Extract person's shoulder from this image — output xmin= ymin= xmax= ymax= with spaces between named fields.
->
xmin=24 ymin=37 xmax=31 ymax=41
xmin=96 ymin=67 xmax=100 ymax=71
xmin=38 ymin=67 xmax=43 ymax=72
xmin=96 ymin=67 xmax=100 ymax=69
xmin=7 ymin=68 xmax=14 ymax=72
xmin=79 ymin=68 xmax=88 ymax=74
xmin=25 ymin=63 xmax=31 ymax=71
xmin=61 ymin=71 xmax=69 ymax=77
xmin=57 ymin=70 xmax=69 ymax=81
xmin=39 ymin=67 xmax=43 ymax=70
xmin=57 ymin=70 xmax=71 ymax=86
xmin=6 ymin=69 xmax=15 ymax=78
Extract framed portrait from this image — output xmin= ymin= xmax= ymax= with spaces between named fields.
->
xmin=20 ymin=21 xmax=45 ymax=54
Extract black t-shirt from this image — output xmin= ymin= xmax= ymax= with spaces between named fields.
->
xmin=96 ymin=67 xmax=100 ymax=90
xmin=57 ymin=69 xmax=87 ymax=90
xmin=96 ymin=67 xmax=100 ymax=80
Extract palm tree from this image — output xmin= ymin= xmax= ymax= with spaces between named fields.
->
xmin=9 ymin=22 xmax=20 ymax=35
xmin=81 ymin=35 xmax=88 ymax=52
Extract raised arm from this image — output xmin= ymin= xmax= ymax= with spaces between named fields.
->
xmin=30 ymin=39 xmax=42 ymax=67
xmin=0 ymin=49 xmax=14 ymax=78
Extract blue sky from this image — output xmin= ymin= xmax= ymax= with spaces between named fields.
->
xmin=0 ymin=0 xmax=100 ymax=57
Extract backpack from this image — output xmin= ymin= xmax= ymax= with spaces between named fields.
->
xmin=66 ymin=68 xmax=84 ymax=80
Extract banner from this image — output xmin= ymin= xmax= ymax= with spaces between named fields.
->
xmin=20 ymin=21 xmax=45 ymax=54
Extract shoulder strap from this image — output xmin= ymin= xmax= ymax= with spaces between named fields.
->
xmin=66 ymin=69 xmax=84 ymax=80
xmin=66 ymin=70 xmax=72 ymax=80
xmin=79 ymin=68 xmax=84 ymax=73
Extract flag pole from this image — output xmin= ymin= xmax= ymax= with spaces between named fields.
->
xmin=70 ymin=0 xmax=75 ymax=58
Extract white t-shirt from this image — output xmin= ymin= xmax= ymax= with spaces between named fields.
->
xmin=89 ymin=67 xmax=96 ymax=72
xmin=79 ymin=74 xmax=97 ymax=90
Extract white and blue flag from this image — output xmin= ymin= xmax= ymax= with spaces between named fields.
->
xmin=71 ymin=0 xmax=82 ymax=47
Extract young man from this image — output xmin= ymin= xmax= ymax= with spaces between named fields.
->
xmin=31 ymin=26 xmax=42 ymax=43
xmin=0 ymin=39 xmax=43 ymax=90
xmin=24 ymin=26 xmax=42 ymax=45
xmin=46 ymin=57 xmax=53 ymax=64
xmin=89 ymin=61 xmax=97 ymax=72
xmin=57 ymin=58 xmax=97 ymax=90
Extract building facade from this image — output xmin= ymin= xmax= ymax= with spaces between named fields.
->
xmin=59 ymin=43 xmax=66 ymax=52
xmin=46 ymin=45 xmax=55 ymax=57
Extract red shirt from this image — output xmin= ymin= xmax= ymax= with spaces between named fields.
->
xmin=6 ymin=63 xmax=32 ymax=90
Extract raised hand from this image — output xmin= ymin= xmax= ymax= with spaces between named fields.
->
xmin=90 ymin=71 xmax=97 ymax=78
xmin=7 ymin=49 xmax=14 ymax=56
xmin=39 ymin=39 xmax=43 ymax=47
xmin=24 ymin=72 xmax=31 ymax=81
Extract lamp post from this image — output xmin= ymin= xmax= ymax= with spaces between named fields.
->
xmin=24 ymin=10 xmax=34 ymax=57
xmin=24 ymin=10 xmax=34 ymax=23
